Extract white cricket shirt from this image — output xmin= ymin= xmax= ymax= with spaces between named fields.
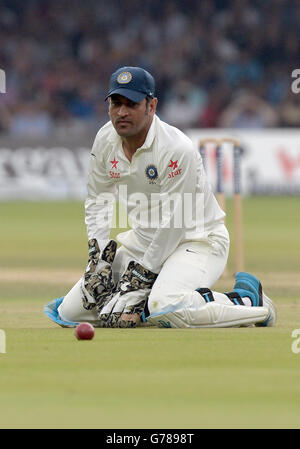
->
xmin=85 ymin=115 xmax=226 ymax=273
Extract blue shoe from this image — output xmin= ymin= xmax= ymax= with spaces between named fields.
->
xmin=44 ymin=297 xmax=79 ymax=328
xmin=233 ymin=272 xmax=263 ymax=307
xmin=233 ymin=272 xmax=276 ymax=327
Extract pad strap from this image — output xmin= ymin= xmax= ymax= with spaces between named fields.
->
xmin=224 ymin=291 xmax=245 ymax=306
xmin=195 ymin=287 xmax=214 ymax=303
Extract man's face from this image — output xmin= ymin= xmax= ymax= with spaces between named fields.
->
xmin=108 ymin=94 xmax=157 ymax=137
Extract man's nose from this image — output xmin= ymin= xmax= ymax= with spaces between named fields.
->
xmin=117 ymin=105 xmax=129 ymax=116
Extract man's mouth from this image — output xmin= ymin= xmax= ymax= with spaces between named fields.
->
xmin=116 ymin=120 xmax=131 ymax=125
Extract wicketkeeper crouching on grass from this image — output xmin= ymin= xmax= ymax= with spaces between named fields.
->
xmin=44 ymin=66 xmax=276 ymax=329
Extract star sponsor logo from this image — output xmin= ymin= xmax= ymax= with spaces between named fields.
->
xmin=168 ymin=159 xmax=182 ymax=178
xmin=109 ymin=171 xmax=120 ymax=179
xmin=168 ymin=159 xmax=178 ymax=170
xmin=110 ymin=157 xmax=119 ymax=169
xmin=109 ymin=157 xmax=120 ymax=178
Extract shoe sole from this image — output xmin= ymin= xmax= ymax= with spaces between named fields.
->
xmin=256 ymin=293 xmax=277 ymax=327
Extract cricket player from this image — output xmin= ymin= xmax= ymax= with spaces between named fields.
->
xmin=44 ymin=66 xmax=276 ymax=329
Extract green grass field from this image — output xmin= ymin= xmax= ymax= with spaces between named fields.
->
xmin=0 ymin=198 xmax=300 ymax=429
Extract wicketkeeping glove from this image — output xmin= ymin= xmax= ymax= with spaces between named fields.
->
xmin=98 ymin=261 xmax=158 ymax=328
xmin=81 ymin=238 xmax=117 ymax=314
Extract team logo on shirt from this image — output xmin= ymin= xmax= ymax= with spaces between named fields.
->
xmin=117 ymin=72 xmax=132 ymax=84
xmin=145 ymin=164 xmax=158 ymax=184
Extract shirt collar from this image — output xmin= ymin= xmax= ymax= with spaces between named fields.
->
xmin=139 ymin=115 xmax=156 ymax=150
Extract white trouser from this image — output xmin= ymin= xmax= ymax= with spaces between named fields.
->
xmin=148 ymin=234 xmax=229 ymax=315
xmin=58 ymin=224 xmax=268 ymax=327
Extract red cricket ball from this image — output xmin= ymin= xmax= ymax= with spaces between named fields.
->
xmin=75 ymin=322 xmax=95 ymax=340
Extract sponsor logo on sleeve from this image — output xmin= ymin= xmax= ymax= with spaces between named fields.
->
xmin=168 ymin=159 xmax=182 ymax=178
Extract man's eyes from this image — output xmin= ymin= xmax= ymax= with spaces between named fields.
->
xmin=111 ymin=101 xmax=137 ymax=108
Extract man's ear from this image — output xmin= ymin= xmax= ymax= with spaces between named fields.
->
xmin=150 ymin=97 xmax=158 ymax=115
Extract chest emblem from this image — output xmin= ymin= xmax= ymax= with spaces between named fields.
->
xmin=145 ymin=164 xmax=158 ymax=183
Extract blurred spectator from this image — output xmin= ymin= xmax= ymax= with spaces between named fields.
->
xmin=224 ymin=49 xmax=263 ymax=88
xmin=218 ymin=92 xmax=279 ymax=129
xmin=0 ymin=0 xmax=299 ymax=137
xmin=279 ymin=91 xmax=300 ymax=127
xmin=0 ymin=104 xmax=10 ymax=133
xmin=199 ymin=87 xmax=230 ymax=128
xmin=160 ymin=81 xmax=206 ymax=129
xmin=8 ymin=101 xmax=53 ymax=138
xmin=68 ymin=86 xmax=96 ymax=120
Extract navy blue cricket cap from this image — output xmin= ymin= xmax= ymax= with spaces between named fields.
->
xmin=105 ymin=66 xmax=155 ymax=103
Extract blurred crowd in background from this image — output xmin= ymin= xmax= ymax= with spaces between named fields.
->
xmin=0 ymin=0 xmax=300 ymax=139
